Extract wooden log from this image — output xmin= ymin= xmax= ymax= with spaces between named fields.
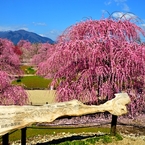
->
xmin=0 ymin=92 xmax=130 ymax=136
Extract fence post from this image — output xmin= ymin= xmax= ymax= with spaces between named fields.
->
xmin=110 ymin=115 xmax=118 ymax=136
xmin=2 ymin=133 xmax=9 ymax=145
xmin=21 ymin=127 xmax=27 ymax=145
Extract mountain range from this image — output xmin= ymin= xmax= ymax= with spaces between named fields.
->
xmin=0 ymin=30 xmax=55 ymax=44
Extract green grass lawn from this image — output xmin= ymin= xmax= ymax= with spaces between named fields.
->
xmin=0 ymin=126 xmax=122 ymax=144
xmin=9 ymin=126 xmax=109 ymax=140
xmin=20 ymin=65 xmax=36 ymax=74
xmin=12 ymin=75 xmax=52 ymax=89
xmin=12 ymin=65 xmax=52 ymax=89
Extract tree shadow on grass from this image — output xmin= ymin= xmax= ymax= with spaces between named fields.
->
xmin=36 ymin=134 xmax=99 ymax=145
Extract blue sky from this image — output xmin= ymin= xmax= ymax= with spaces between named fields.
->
xmin=0 ymin=0 xmax=145 ymax=41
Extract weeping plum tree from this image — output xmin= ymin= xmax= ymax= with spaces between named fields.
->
xmin=17 ymin=40 xmax=32 ymax=63
xmin=17 ymin=40 xmax=51 ymax=64
xmin=0 ymin=71 xmax=28 ymax=105
xmin=0 ymin=38 xmax=22 ymax=74
xmin=31 ymin=43 xmax=54 ymax=66
xmin=37 ymin=18 xmax=145 ymax=116
xmin=12 ymin=45 xmax=23 ymax=56
xmin=0 ymin=38 xmax=28 ymax=105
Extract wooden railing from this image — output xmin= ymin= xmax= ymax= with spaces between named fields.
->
xmin=0 ymin=92 xmax=130 ymax=145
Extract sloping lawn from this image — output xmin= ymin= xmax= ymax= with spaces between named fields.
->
xmin=20 ymin=65 xmax=36 ymax=74
xmin=12 ymin=76 xmax=52 ymax=89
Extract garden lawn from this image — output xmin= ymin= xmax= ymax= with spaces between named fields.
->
xmin=0 ymin=126 xmax=111 ymax=142
xmin=12 ymin=75 xmax=52 ymax=89
xmin=20 ymin=65 xmax=36 ymax=74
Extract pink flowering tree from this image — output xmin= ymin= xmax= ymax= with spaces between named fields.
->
xmin=0 ymin=38 xmax=23 ymax=74
xmin=17 ymin=40 xmax=50 ymax=65
xmin=12 ymin=45 xmax=23 ymax=56
xmin=17 ymin=40 xmax=32 ymax=63
xmin=0 ymin=71 xmax=28 ymax=105
xmin=0 ymin=38 xmax=28 ymax=105
xmin=31 ymin=43 xmax=54 ymax=66
xmin=37 ymin=18 xmax=145 ymax=116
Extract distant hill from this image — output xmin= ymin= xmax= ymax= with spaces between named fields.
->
xmin=0 ymin=30 xmax=55 ymax=44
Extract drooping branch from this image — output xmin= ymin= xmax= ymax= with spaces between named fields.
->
xmin=37 ymin=18 xmax=145 ymax=116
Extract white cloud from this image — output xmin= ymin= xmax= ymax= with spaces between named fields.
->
xmin=114 ymin=0 xmax=127 ymax=4
xmin=32 ymin=22 xmax=47 ymax=26
xmin=105 ymin=0 xmax=130 ymax=12
xmin=18 ymin=27 xmax=29 ymax=31
xmin=39 ymin=34 xmax=46 ymax=37
xmin=112 ymin=12 xmax=137 ymax=20
xmin=0 ymin=25 xmax=29 ymax=31
xmin=44 ymin=29 xmax=63 ymax=40
xmin=114 ymin=0 xmax=127 ymax=2
xmin=141 ymin=24 xmax=145 ymax=30
xmin=122 ymin=3 xmax=130 ymax=11
xmin=0 ymin=26 xmax=12 ymax=31
xmin=104 ymin=0 xmax=112 ymax=5
xmin=116 ymin=0 xmax=130 ymax=12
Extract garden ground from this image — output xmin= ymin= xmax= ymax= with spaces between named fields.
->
xmin=27 ymin=90 xmax=56 ymax=105
xmin=26 ymin=90 xmax=145 ymax=144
